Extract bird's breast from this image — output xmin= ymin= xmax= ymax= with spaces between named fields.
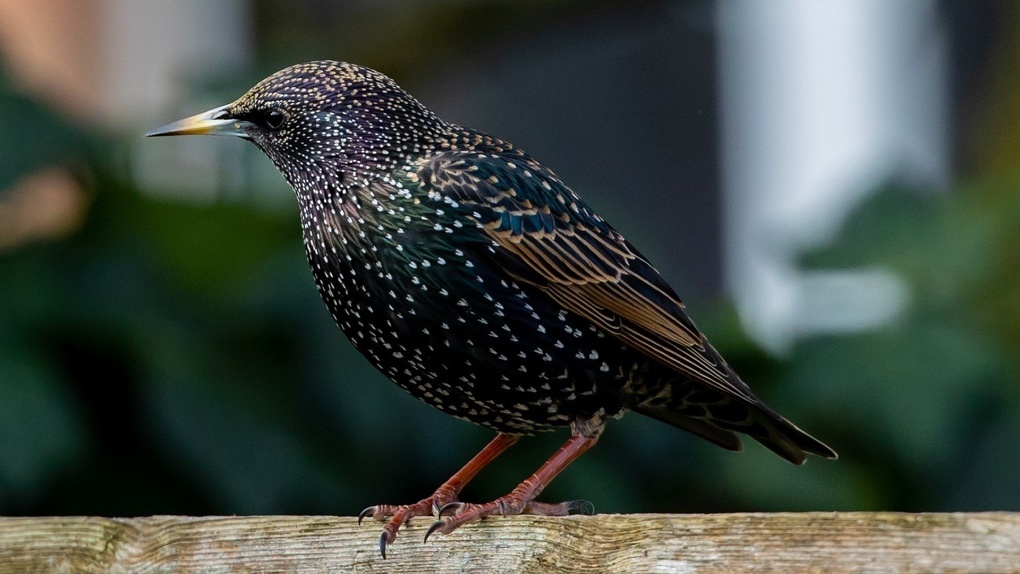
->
xmin=304 ymin=226 xmax=631 ymax=429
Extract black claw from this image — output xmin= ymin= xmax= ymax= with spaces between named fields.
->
xmin=358 ymin=506 xmax=375 ymax=526
xmin=569 ymin=499 xmax=595 ymax=515
xmin=379 ymin=532 xmax=389 ymax=559
xmin=437 ymin=501 xmax=462 ymax=517
xmin=424 ymin=520 xmax=445 ymax=544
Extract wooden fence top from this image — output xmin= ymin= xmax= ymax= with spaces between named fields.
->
xmin=1 ymin=512 xmax=1018 ymax=573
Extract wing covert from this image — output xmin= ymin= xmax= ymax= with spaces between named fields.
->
xmin=419 ymin=149 xmax=757 ymax=403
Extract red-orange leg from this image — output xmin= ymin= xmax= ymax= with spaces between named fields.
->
xmin=424 ymin=433 xmax=598 ymax=542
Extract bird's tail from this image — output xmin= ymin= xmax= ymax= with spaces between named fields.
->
xmin=634 ymin=385 xmax=837 ymax=465
xmin=743 ymin=405 xmax=838 ymax=464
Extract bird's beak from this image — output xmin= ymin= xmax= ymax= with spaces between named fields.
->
xmin=146 ymin=104 xmax=251 ymax=138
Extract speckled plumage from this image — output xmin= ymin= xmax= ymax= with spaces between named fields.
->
xmin=151 ymin=60 xmax=835 ymax=554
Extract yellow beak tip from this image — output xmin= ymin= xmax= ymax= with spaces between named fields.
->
xmin=146 ymin=104 xmax=249 ymax=138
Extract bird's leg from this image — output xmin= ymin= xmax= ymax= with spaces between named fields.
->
xmin=359 ymin=432 xmax=519 ymax=557
xmin=424 ymin=433 xmax=598 ymax=542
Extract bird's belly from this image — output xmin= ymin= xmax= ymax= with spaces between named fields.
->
xmin=316 ymin=257 xmax=635 ymax=433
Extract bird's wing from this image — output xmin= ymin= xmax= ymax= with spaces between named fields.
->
xmin=419 ymin=149 xmax=757 ymax=403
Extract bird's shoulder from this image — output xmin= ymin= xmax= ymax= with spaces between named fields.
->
xmin=416 ymin=129 xmax=607 ymax=233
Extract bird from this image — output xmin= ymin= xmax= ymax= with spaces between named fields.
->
xmin=148 ymin=60 xmax=836 ymax=558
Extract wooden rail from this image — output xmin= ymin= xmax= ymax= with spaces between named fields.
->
xmin=1 ymin=513 xmax=1017 ymax=573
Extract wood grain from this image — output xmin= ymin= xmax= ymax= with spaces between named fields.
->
xmin=0 ymin=513 xmax=1017 ymax=573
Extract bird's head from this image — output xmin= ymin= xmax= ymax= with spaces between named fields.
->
xmin=148 ymin=60 xmax=448 ymax=193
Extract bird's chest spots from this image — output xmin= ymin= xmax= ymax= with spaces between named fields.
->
xmin=314 ymin=244 xmax=632 ymax=430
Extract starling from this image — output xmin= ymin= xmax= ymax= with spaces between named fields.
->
xmin=149 ymin=61 xmax=836 ymax=557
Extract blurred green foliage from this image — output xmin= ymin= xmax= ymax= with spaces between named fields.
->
xmin=2 ymin=35 xmax=1019 ymax=518
xmin=793 ymin=181 xmax=1020 ymax=510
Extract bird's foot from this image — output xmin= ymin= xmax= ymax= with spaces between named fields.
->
xmin=421 ymin=433 xmax=599 ymax=544
xmin=424 ymin=492 xmax=594 ymax=542
xmin=358 ymin=484 xmax=461 ymax=558
xmin=359 ymin=433 xmax=522 ymax=559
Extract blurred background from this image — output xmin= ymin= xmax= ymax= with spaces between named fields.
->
xmin=1 ymin=0 xmax=1018 ymax=518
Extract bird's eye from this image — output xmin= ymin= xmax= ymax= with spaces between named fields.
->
xmin=264 ymin=109 xmax=286 ymax=130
